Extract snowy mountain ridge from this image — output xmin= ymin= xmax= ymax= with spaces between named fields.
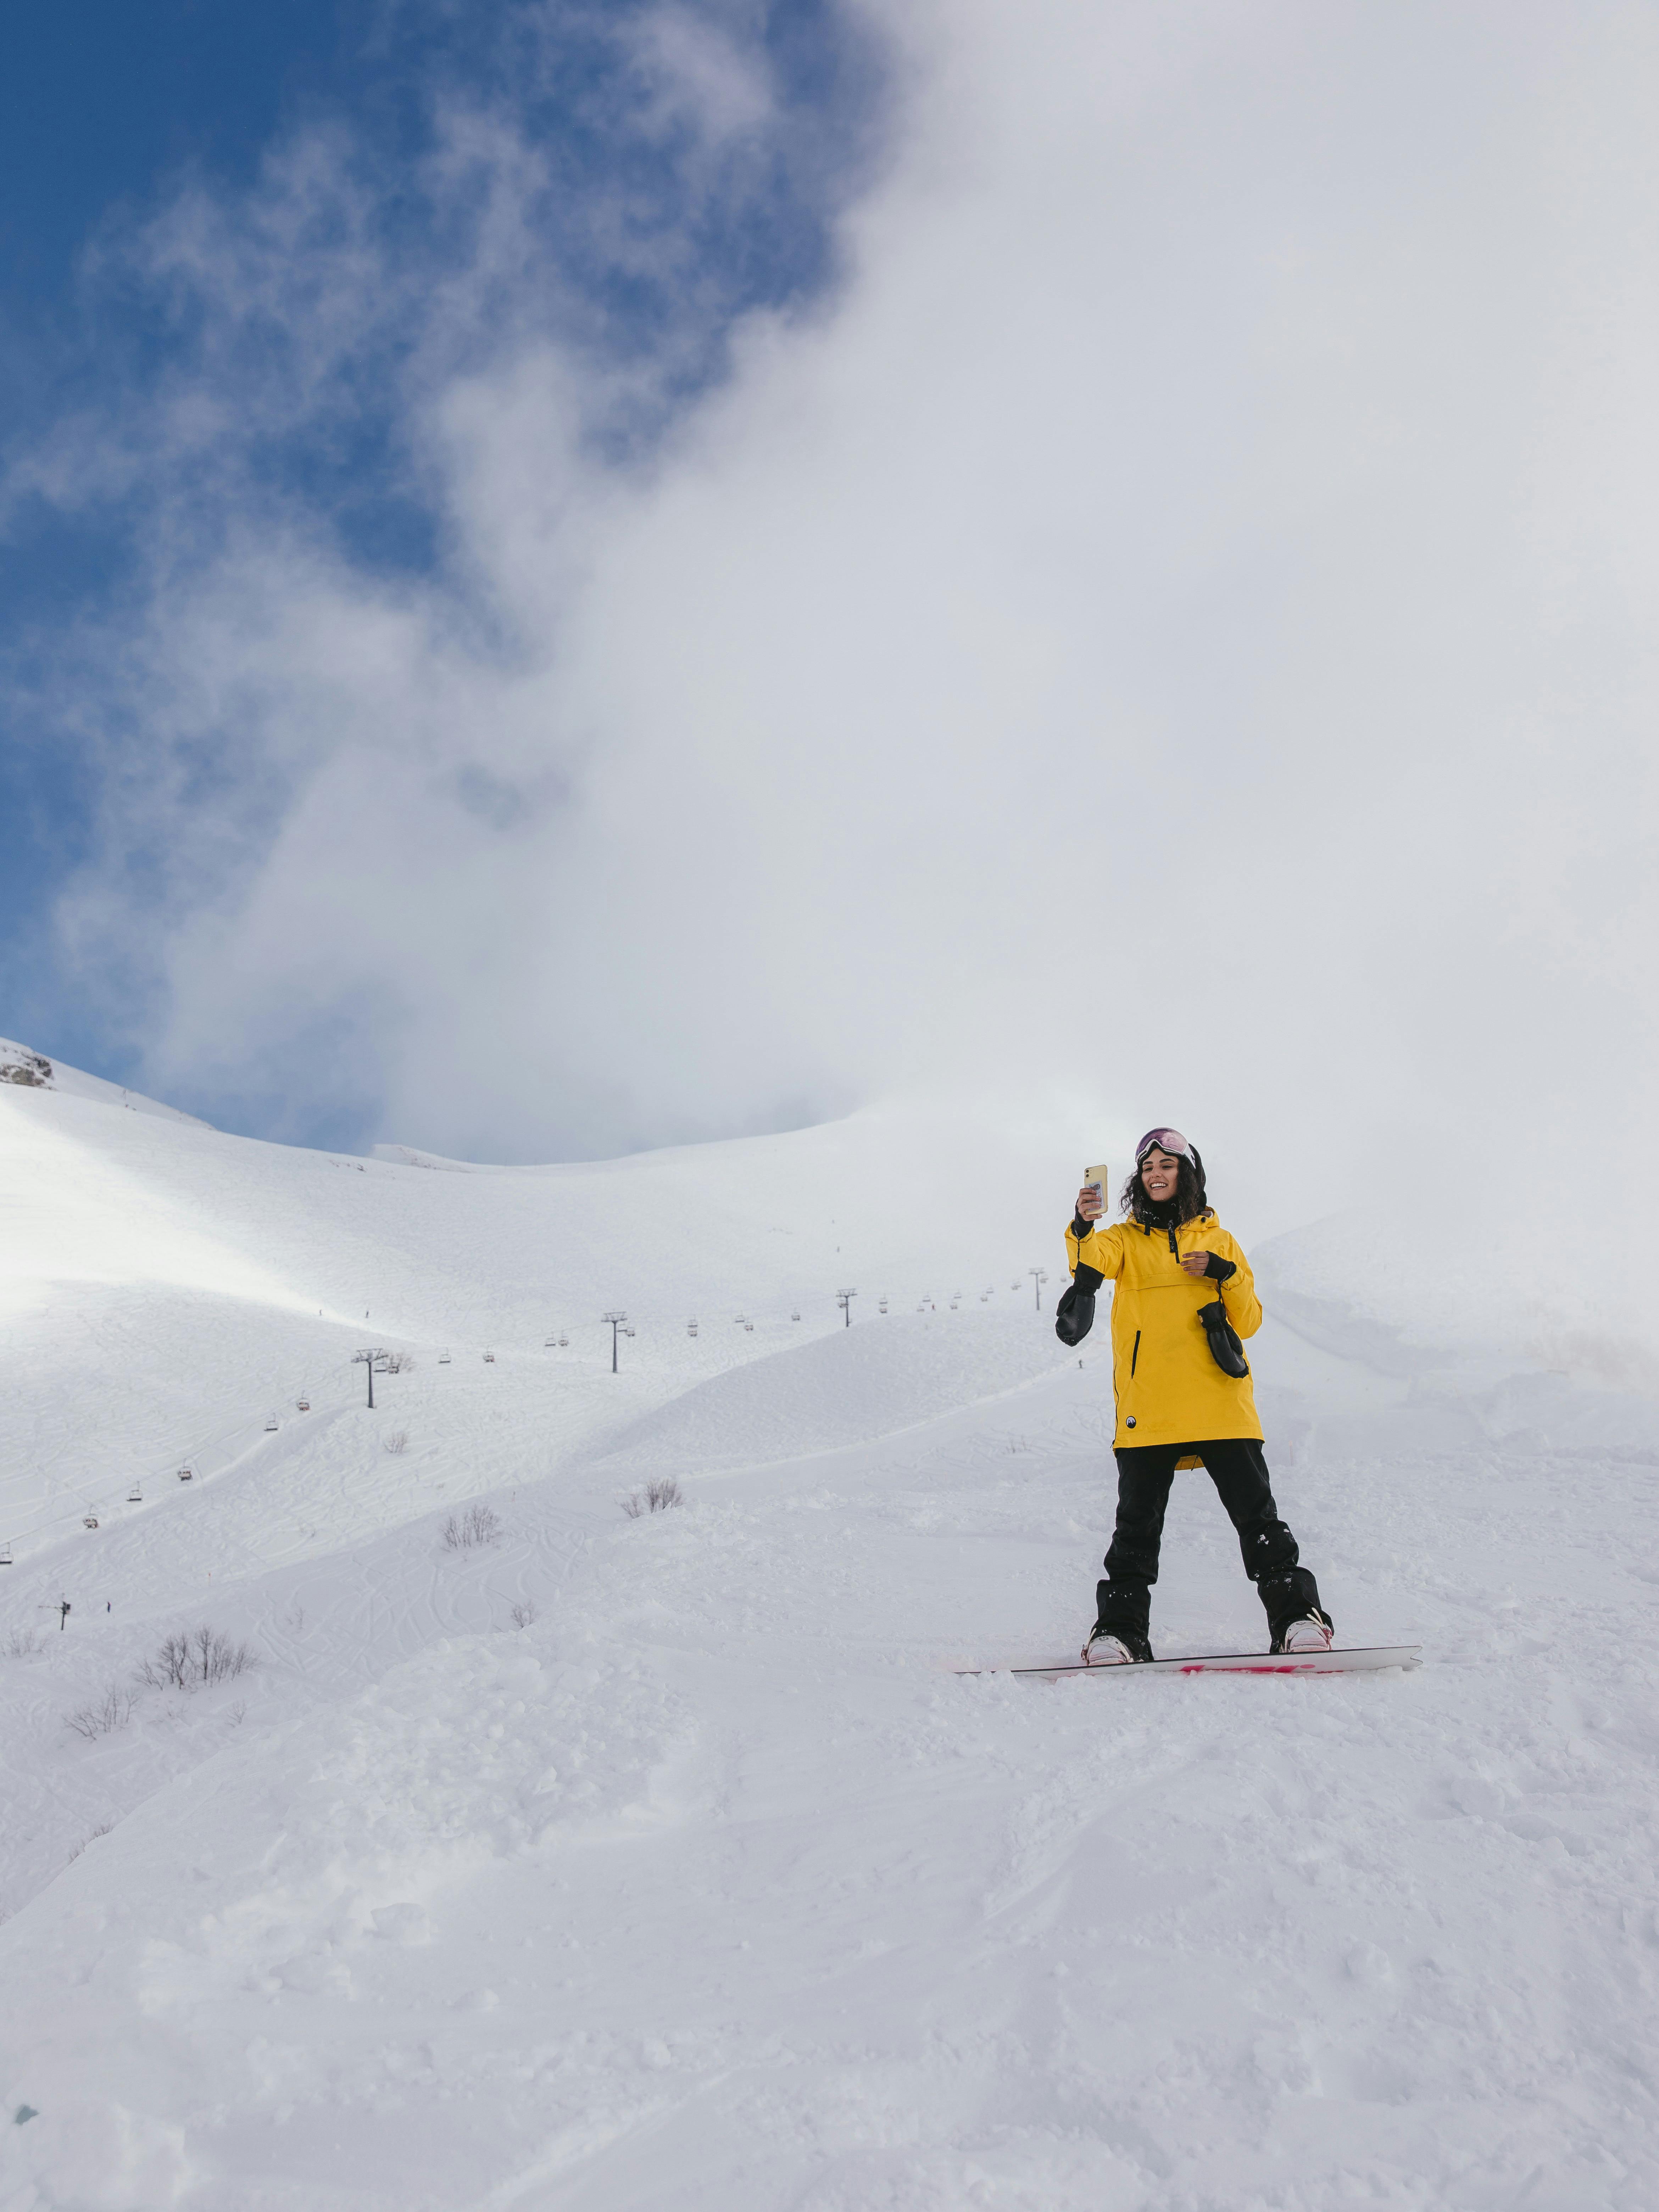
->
xmin=0 ymin=1037 xmax=214 ymax=1128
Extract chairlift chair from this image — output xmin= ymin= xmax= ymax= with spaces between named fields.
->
xmin=265 ymin=1415 xmax=279 ymax=1431
xmin=83 ymin=1515 xmax=99 ymax=1530
xmin=687 ymin=1321 xmax=699 ymax=1337
xmin=545 ymin=1336 xmax=557 ymax=1347
xmin=744 ymin=1322 xmax=753 ymax=1333
xmin=297 ymin=1398 xmax=310 ymax=1412
xmin=483 ymin=1351 xmax=496 ymax=1363
xmin=0 ymin=1540 xmax=11 ymax=1565
xmin=178 ymin=1466 xmax=194 ymax=1482
xmin=128 ymin=1484 xmax=142 ymax=1503
xmin=439 ymin=1351 xmax=451 ymax=1364
xmin=558 ymin=1334 xmax=568 ymax=1347
xmin=791 ymin=1311 xmax=801 ymax=1322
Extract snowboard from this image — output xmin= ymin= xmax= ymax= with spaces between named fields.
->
xmin=957 ymin=1644 xmax=1420 ymax=1680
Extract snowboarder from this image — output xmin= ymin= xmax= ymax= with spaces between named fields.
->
xmin=1058 ymin=1128 xmax=1334 ymax=1664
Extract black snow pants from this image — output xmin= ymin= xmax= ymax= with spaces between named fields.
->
xmin=1095 ymin=1439 xmax=1325 ymax=1643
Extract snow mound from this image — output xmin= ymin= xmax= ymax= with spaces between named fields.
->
xmin=592 ymin=1309 xmax=1070 ymax=1473
xmin=370 ymin=1143 xmax=488 ymax=1171
xmin=1257 ymin=1203 xmax=1659 ymax=1397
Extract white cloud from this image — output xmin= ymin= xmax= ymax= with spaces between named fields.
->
xmin=630 ymin=6 xmax=778 ymax=145
xmin=26 ymin=0 xmax=1659 ymax=1245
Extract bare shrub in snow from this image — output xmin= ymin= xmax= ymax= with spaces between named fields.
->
xmin=442 ymin=1503 xmax=502 ymax=1550
xmin=66 ymin=1687 xmax=134 ymax=1739
xmin=67 ymin=1821 xmax=115 ymax=1860
xmin=137 ymin=1632 xmax=193 ymax=1691
xmin=137 ymin=1626 xmax=254 ymax=1691
xmin=194 ymin=1626 xmax=255 ymax=1684
xmin=510 ymin=1601 xmax=538 ymax=1628
xmin=622 ymin=1478 xmax=684 ymax=1517
xmin=383 ymin=1429 xmax=410 ymax=1454
xmin=5 ymin=1626 xmax=46 ymax=1657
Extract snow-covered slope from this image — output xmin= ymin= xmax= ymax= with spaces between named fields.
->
xmin=1 ymin=1068 xmax=1656 ymax=2211
xmin=0 ymin=1078 xmax=1095 ymax=1554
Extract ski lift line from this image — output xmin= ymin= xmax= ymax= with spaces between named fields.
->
xmin=7 ymin=1331 xmax=459 ymax=1555
xmin=17 ymin=1351 xmax=364 ymax=1545
xmin=11 ymin=1271 xmax=1036 ymax=1546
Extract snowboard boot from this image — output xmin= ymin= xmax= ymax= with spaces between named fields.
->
xmin=1081 ymin=1624 xmax=1154 ymax=1665
xmin=1083 ymin=1580 xmax=1154 ymax=1665
xmin=1275 ymin=1612 xmax=1334 ymax=1654
xmin=1259 ymin=1567 xmax=1331 ymax=1655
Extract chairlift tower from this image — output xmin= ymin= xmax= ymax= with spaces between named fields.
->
xmin=1028 ymin=1267 xmax=1049 ymax=1312
xmin=353 ymin=1348 xmax=383 ymax=1409
xmin=602 ymin=1312 xmax=628 ymax=1373
xmin=836 ymin=1288 xmax=858 ymax=1328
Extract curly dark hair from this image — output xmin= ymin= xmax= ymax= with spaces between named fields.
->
xmin=1120 ymin=1147 xmax=1209 ymax=1229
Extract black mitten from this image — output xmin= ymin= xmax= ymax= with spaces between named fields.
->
xmin=1056 ymin=1263 xmax=1104 ymax=1346
xmin=1197 ymin=1299 xmax=1250 ymax=1376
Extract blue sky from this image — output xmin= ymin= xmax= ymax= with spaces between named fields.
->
xmin=3 ymin=0 xmax=375 ymax=965
xmin=0 ymin=0 xmax=880 ymax=1143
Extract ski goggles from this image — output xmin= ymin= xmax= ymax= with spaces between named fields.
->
xmin=1134 ymin=1127 xmax=1194 ymax=1165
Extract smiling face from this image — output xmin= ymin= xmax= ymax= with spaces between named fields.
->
xmin=1139 ymin=1146 xmax=1182 ymax=1205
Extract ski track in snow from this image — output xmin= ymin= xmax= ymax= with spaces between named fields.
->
xmin=1 ymin=1080 xmax=1658 ymax=2209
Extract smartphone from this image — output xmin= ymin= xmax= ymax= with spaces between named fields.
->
xmin=1083 ymin=1164 xmax=1110 ymax=1217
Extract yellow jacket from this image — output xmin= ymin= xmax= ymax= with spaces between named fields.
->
xmin=1065 ymin=1209 xmax=1263 ymax=1448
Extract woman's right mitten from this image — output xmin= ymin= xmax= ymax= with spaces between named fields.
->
xmin=1055 ymin=1262 xmax=1104 ymax=1346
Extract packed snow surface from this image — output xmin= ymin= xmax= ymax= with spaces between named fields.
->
xmin=1 ymin=1060 xmax=1656 ymax=2210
